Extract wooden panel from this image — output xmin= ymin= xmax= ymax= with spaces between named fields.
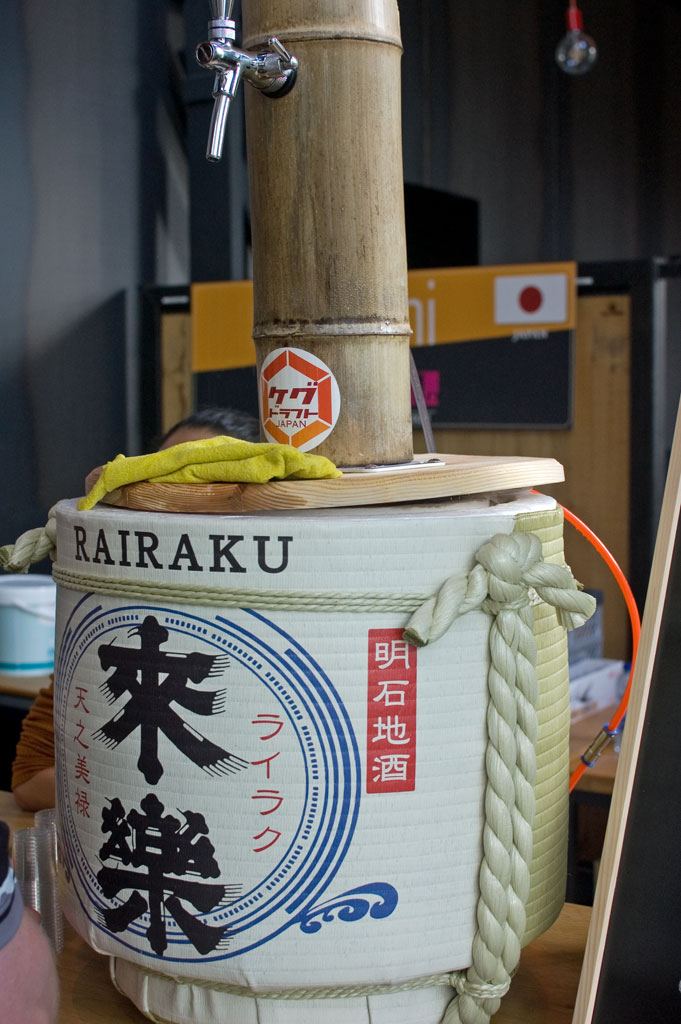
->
xmin=418 ymin=295 xmax=632 ymax=658
xmin=573 ymin=400 xmax=681 ymax=1024
xmin=103 ymin=452 xmax=564 ymax=514
xmin=160 ymin=312 xmax=192 ymax=434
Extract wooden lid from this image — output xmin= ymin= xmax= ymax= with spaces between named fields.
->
xmin=100 ymin=452 xmax=564 ymax=514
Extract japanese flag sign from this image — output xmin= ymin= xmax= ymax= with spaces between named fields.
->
xmin=493 ymin=272 xmax=568 ymax=325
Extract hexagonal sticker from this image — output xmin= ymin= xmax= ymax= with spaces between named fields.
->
xmin=260 ymin=347 xmax=341 ymax=451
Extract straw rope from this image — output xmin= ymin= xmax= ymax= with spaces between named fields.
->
xmin=109 ymin=958 xmax=508 ymax=1001
xmin=438 ymin=533 xmax=594 ymax=1024
xmin=51 ymin=564 xmax=435 ymax=612
xmin=0 ymin=507 xmax=57 ymax=572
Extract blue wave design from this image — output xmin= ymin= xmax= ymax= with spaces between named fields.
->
xmin=292 ymin=883 xmax=398 ymax=934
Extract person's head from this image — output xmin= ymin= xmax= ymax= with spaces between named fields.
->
xmin=84 ymin=407 xmax=262 ymax=495
xmin=157 ymin=407 xmax=261 ymax=449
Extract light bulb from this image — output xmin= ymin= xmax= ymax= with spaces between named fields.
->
xmin=555 ymin=6 xmax=597 ymax=75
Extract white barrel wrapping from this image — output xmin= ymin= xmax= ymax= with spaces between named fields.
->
xmin=53 ymin=491 xmax=570 ymax=1024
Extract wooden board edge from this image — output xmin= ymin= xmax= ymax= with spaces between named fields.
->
xmin=571 ymin=401 xmax=681 ymax=1024
xmin=99 ymin=454 xmax=564 ymax=514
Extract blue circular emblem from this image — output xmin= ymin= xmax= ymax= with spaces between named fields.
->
xmin=55 ymin=596 xmax=363 ymax=962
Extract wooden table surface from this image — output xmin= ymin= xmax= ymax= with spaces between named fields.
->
xmin=0 ymin=670 xmax=51 ymax=699
xmin=1 ymin=790 xmax=591 ymax=1023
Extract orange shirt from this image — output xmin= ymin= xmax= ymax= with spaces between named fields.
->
xmin=11 ymin=681 xmax=55 ymax=790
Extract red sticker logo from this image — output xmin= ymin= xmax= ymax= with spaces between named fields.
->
xmin=260 ymin=347 xmax=341 ymax=451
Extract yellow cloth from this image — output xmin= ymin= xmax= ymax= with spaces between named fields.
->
xmin=78 ymin=436 xmax=342 ymax=511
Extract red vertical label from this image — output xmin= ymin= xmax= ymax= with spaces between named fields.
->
xmin=366 ymin=629 xmax=417 ymax=793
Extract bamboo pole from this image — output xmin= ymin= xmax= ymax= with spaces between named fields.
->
xmin=243 ymin=0 xmax=413 ymax=466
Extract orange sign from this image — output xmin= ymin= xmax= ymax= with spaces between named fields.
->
xmin=191 ymin=262 xmax=577 ymax=372
xmin=407 ymin=262 xmax=576 ymax=346
xmin=191 ymin=280 xmax=255 ymax=372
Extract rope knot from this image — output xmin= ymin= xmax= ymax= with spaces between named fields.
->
xmin=481 ymin=594 xmax=531 ymax=616
xmin=476 ymin=531 xmax=542 ymax=589
xmin=404 ymin=529 xmax=596 ymax=649
xmin=451 ymin=974 xmax=511 ymax=1001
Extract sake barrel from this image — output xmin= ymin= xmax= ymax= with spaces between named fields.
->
xmin=53 ymin=490 xmax=573 ymax=1024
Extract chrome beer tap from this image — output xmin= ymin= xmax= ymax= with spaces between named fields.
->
xmin=196 ymin=0 xmax=298 ymax=162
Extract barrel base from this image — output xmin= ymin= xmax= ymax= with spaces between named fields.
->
xmin=112 ymin=957 xmax=454 ymax=1024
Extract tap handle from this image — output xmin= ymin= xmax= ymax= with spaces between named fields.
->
xmin=197 ymin=14 xmax=298 ymax=162
xmin=210 ymin=0 xmax=233 ymax=20
xmin=207 ymin=89 xmax=230 ymax=162
xmin=257 ymin=37 xmax=298 ymax=95
xmin=206 ymin=65 xmax=243 ymax=162
xmin=268 ymin=37 xmax=295 ymax=69
xmin=207 ymin=0 xmax=235 ymax=42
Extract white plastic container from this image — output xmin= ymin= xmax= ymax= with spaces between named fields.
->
xmin=0 ymin=574 xmax=56 ymax=676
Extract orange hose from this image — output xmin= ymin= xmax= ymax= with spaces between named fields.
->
xmin=561 ymin=505 xmax=641 ymax=791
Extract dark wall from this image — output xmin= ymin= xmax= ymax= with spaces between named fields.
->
xmin=0 ymin=6 xmax=40 ymax=543
xmin=2 ymin=0 xmax=681 ymax=553
xmin=399 ymin=0 xmax=681 ymax=265
xmin=183 ymin=0 xmax=681 ymax=276
xmin=0 ymin=1 xmax=183 ymax=553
